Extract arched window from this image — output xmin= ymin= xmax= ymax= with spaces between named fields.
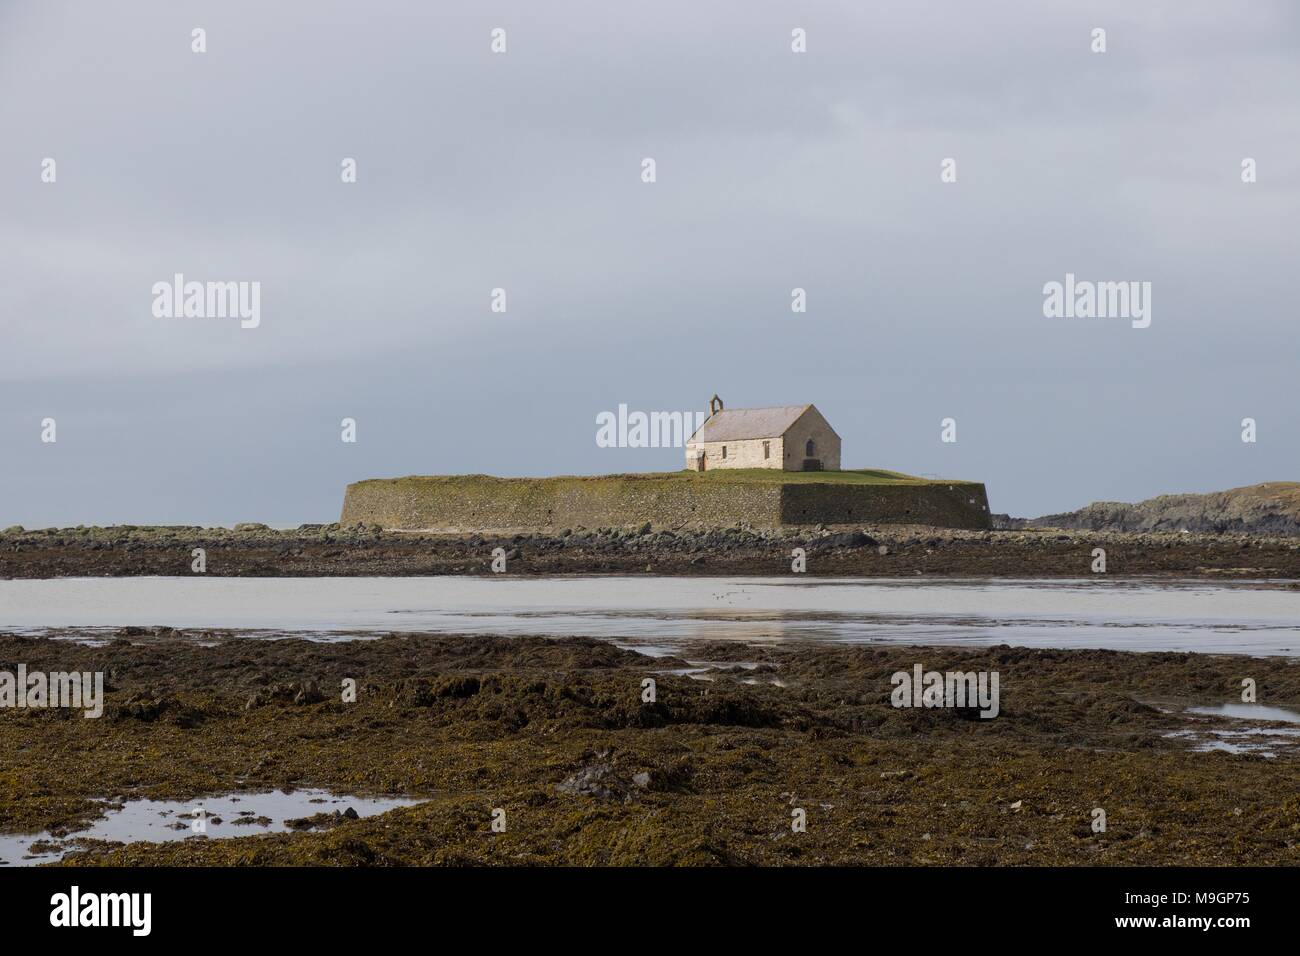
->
xmin=805 ymin=439 xmax=816 ymax=457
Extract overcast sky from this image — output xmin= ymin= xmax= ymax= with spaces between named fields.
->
xmin=1 ymin=0 xmax=1297 ymax=527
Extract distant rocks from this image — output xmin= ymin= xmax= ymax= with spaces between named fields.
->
xmin=112 ymin=625 xmax=209 ymax=641
xmin=998 ymin=483 xmax=1300 ymax=536
xmin=813 ymin=529 xmax=876 ymax=550
xmin=6 ymin=506 xmax=1300 ymax=579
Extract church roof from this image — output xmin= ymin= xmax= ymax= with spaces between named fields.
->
xmin=688 ymin=405 xmax=814 ymax=443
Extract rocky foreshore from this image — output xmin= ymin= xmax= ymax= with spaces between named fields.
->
xmin=4 ymin=522 xmax=1300 ymax=578
xmin=1 ymin=631 xmax=1296 ymax=866
xmin=993 ymin=482 xmax=1300 ymax=537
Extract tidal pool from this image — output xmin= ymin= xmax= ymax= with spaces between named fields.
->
xmin=0 ymin=789 xmax=422 ymax=867
xmin=1164 ymin=702 xmax=1300 ymax=757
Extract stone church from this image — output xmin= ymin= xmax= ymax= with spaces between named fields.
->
xmin=685 ymin=397 xmax=841 ymax=472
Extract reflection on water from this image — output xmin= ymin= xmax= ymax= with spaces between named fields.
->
xmin=1 ymin=576 xmax=1298 ymax=656
xmin=1185 ymin=703 xmax=1300 ymax=723
xmin=1164 ymin=728 xmax=1300 ymax=757
xmin=0 ymin=789 xmax=422 ymax=867
xmin=1163 ymin=702 xmax=1300 ymax=757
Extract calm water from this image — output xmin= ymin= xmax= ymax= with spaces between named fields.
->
xmin=0 ymin=789 xmax=422 ymax=867
xmin=2 ymin=576 xmax=1299 ymax=656
xmin=1186 ymin=703 xmax=1300 ymax=723
xmin=1166 ymin=703 xmax=1300 ymax=757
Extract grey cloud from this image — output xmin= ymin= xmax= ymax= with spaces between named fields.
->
xmin=0 ymin=0 xmax=1296 ymax=524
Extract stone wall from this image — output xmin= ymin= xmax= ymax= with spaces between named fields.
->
xmin=341 ymin=474 xmax=991 ymax=531
xmin=781 ymin=482 xmax=989 ymax=527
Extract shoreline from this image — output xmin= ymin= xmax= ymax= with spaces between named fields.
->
xmin=4 ymin=523 xmax=1300 ymax=579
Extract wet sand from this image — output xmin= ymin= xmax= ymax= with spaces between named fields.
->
xmin=1 ymin=631 xmax=1297 ymax=865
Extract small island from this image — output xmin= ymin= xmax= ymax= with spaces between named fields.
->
xmin=341 ymin=469 xmax=992 ymax=532
xmin=342 ymin=400 xmax=991 ymax=532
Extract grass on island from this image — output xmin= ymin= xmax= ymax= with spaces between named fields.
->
xmin=362 ymin=469 xmax=979 ymax=488
xmin=681 ymin=468 xmax=968 ymax=486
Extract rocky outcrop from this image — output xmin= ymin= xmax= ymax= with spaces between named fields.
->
xmin=1000 ymin=482 xmax=1300 ymax=536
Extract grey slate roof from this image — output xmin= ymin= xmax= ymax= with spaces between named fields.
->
xmin=688 ymin=405 xmax=812 ymax=443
